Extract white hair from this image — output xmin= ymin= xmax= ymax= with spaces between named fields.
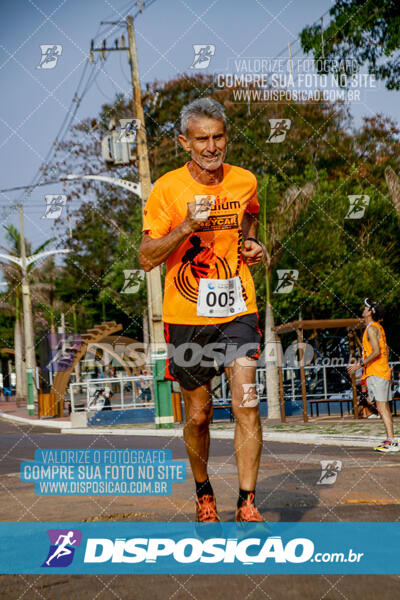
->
xmin=180 ymin=97 xmax=226 ymax=136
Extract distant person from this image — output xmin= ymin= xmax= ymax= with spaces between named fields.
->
xmin=357 ymin=376 xmax=379 ymax=419
xmin=139 ymin=369 xmax=152 ymax=403
xmin=103 ymin=386 xmax=113 ymax=410
xmin=348 ymin=298 xmax=398 ymax=452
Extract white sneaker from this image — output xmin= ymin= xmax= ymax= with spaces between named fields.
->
xmin=373 ymin=439 xmax=399 ymax=452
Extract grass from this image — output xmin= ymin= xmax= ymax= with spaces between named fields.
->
xmin=85 ymin=417 xmax=400 ymax=437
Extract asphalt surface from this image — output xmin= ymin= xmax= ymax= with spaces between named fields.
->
xmin=0 ymin=418 xmax=399 ymax=599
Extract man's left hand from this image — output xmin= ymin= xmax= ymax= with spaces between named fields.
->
xmin=242 ymin=240 xmax=263 ymax=266
xmin=347 ymin=363 xmax=361 ymax=375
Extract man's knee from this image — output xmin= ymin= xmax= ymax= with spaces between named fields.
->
xmin=232 ymin=404 xmax=260 ymax=426
xmin=187 ymin=407 xmax=211 ymax=429
xmin=376 ymin=401 xmax=390 ymax=415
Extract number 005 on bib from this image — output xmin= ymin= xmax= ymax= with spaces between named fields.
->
xmin=197 ymin=276 xmax=247 ymax=318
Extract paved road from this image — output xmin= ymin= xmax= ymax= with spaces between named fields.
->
xmin=0 ymin=418 xmax=399 ymax=599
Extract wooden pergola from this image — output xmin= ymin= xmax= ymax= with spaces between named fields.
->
xmin=273 ymin=318 xmax=364 ymax=423
xmin=50 ymin=321 xmax=123 ymax=417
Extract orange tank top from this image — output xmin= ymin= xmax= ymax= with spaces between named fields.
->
xmin=362 ymin=321 xmax=391 ymax=380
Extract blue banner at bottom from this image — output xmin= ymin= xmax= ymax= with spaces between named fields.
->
xmin=0 ymin=522 xmax=399 ymax=574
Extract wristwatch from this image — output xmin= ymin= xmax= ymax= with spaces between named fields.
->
xmin=245 ymin=237 xmax=262 ymax=247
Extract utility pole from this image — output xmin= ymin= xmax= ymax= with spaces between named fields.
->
xmin=125 ymin=15 xmax=164 ymax=350
xmin=89 ymin=11 xmax=173 ymax=428
xmin=90 ymin=17 xmax=165 ymax=351
xmin=18 ymin=205 xmax=37 ymax=414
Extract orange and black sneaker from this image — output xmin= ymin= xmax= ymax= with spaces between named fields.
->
xmin=195 ymin=494 xmax=220 ymax=522
xmin=235 ymin=493 xmax=263 ymax=522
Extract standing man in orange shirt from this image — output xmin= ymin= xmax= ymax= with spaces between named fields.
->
xmin=348 ymin=298 xmax=398 ymax=452
xmin=139 ymin=97 xmax=264 ymax=521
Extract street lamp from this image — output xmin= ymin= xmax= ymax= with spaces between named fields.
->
xmin=0 ymin=206 xmax=70 ymax=415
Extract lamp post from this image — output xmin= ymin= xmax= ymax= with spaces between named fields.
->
xmin=0 ymin=206 xmax=70 ymax=415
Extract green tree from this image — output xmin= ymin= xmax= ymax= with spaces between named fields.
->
xmin=300 ymin=0 xmax=400 ymax=90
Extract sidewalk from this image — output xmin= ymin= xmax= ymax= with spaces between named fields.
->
xmin=0 ymin=398 xmax=70 ymax=428
xmin=1 ymin=398 xmax=399 ymax=447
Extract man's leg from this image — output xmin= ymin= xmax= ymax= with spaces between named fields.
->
xmin=181 ymin=383 xmax=220 ymax=521
xmin=225 ymin=356 xmax=263 ymax=520
xmin=376 ymin=401 xmax=394 ymax=439
xmin=369 ymin=376 xmax=399 ymax=452
xmin=181 ymin=383 xmax=213 ymax=483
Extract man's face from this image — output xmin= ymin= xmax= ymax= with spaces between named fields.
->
xmin=178 ymin=116 xmax=227 ymax=171
xmin=362 ymin=305 xmax=371 ymax=321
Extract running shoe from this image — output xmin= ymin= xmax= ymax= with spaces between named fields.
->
xmin=235 ymin=493 xmax=263 ymax=522
xmin=373 ymin=439 xmax=400 ymax=453
xmin=195 ymin=494 xmax=220 ymax=522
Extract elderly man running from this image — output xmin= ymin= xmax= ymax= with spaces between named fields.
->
xmin=140 ymin=97 xmax=264 ymax=521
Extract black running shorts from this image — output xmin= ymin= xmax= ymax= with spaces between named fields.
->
xmin=164 ymin=313 xmax=262 ymax=390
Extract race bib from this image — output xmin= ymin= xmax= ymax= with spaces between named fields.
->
xmin=197 ymin=276 xmax=247 ymax=317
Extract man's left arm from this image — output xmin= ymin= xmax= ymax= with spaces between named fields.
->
xmin=347 ymin=325 xmax=381 ymax=374
xmin=241 ymin=211 xmax=263 ymax=266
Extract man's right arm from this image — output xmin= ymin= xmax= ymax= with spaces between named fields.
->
xmin=139 ymin=199 xmax=213 ymax=272
xmin=139 ymin=222 xmax=193 ymax=271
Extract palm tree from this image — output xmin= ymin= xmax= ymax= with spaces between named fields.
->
xmin=259 ymin=177 xmax=315 ymax=420
xmin=0 ymin=225 xmax=57 ymax=403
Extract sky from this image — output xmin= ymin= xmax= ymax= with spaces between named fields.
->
xmin=0 ymin=0 xmax=399 ymax=269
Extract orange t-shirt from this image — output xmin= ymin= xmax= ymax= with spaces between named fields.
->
xmin=362 ymin=321 xmax=391 ymax=381
xmin=142 ymin=162 xmax=260 ymax=325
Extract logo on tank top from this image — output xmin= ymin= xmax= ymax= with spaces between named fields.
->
xmin=174 ymin=235 xmax=247 ymax=304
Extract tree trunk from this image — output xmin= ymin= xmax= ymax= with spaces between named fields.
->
xmin=385 ymin=166 xmax=400 ymax=216
xmin=264 ymin=302 xmax=282 ymax=420
xmin=14 ymin=317 xmax=25 ymax=403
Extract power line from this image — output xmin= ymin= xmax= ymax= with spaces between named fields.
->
xmin=274 ymin=6 xmax=332 ymax=59
xmin=10 ymin=14 xmax=136 ymax=208
xmin=13 ymin=3 xmax=157 ymax=206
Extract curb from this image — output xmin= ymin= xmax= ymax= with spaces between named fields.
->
xmin=0 ymin=412 xmax=70 ymax=429
xmin=1 ymin=413 xmax=387 ymax=448
xmin=61 ymin=426 xmax=384 ymax=448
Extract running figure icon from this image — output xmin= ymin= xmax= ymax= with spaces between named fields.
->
xmin=45 ymin=531 xmax=77 ymax=566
